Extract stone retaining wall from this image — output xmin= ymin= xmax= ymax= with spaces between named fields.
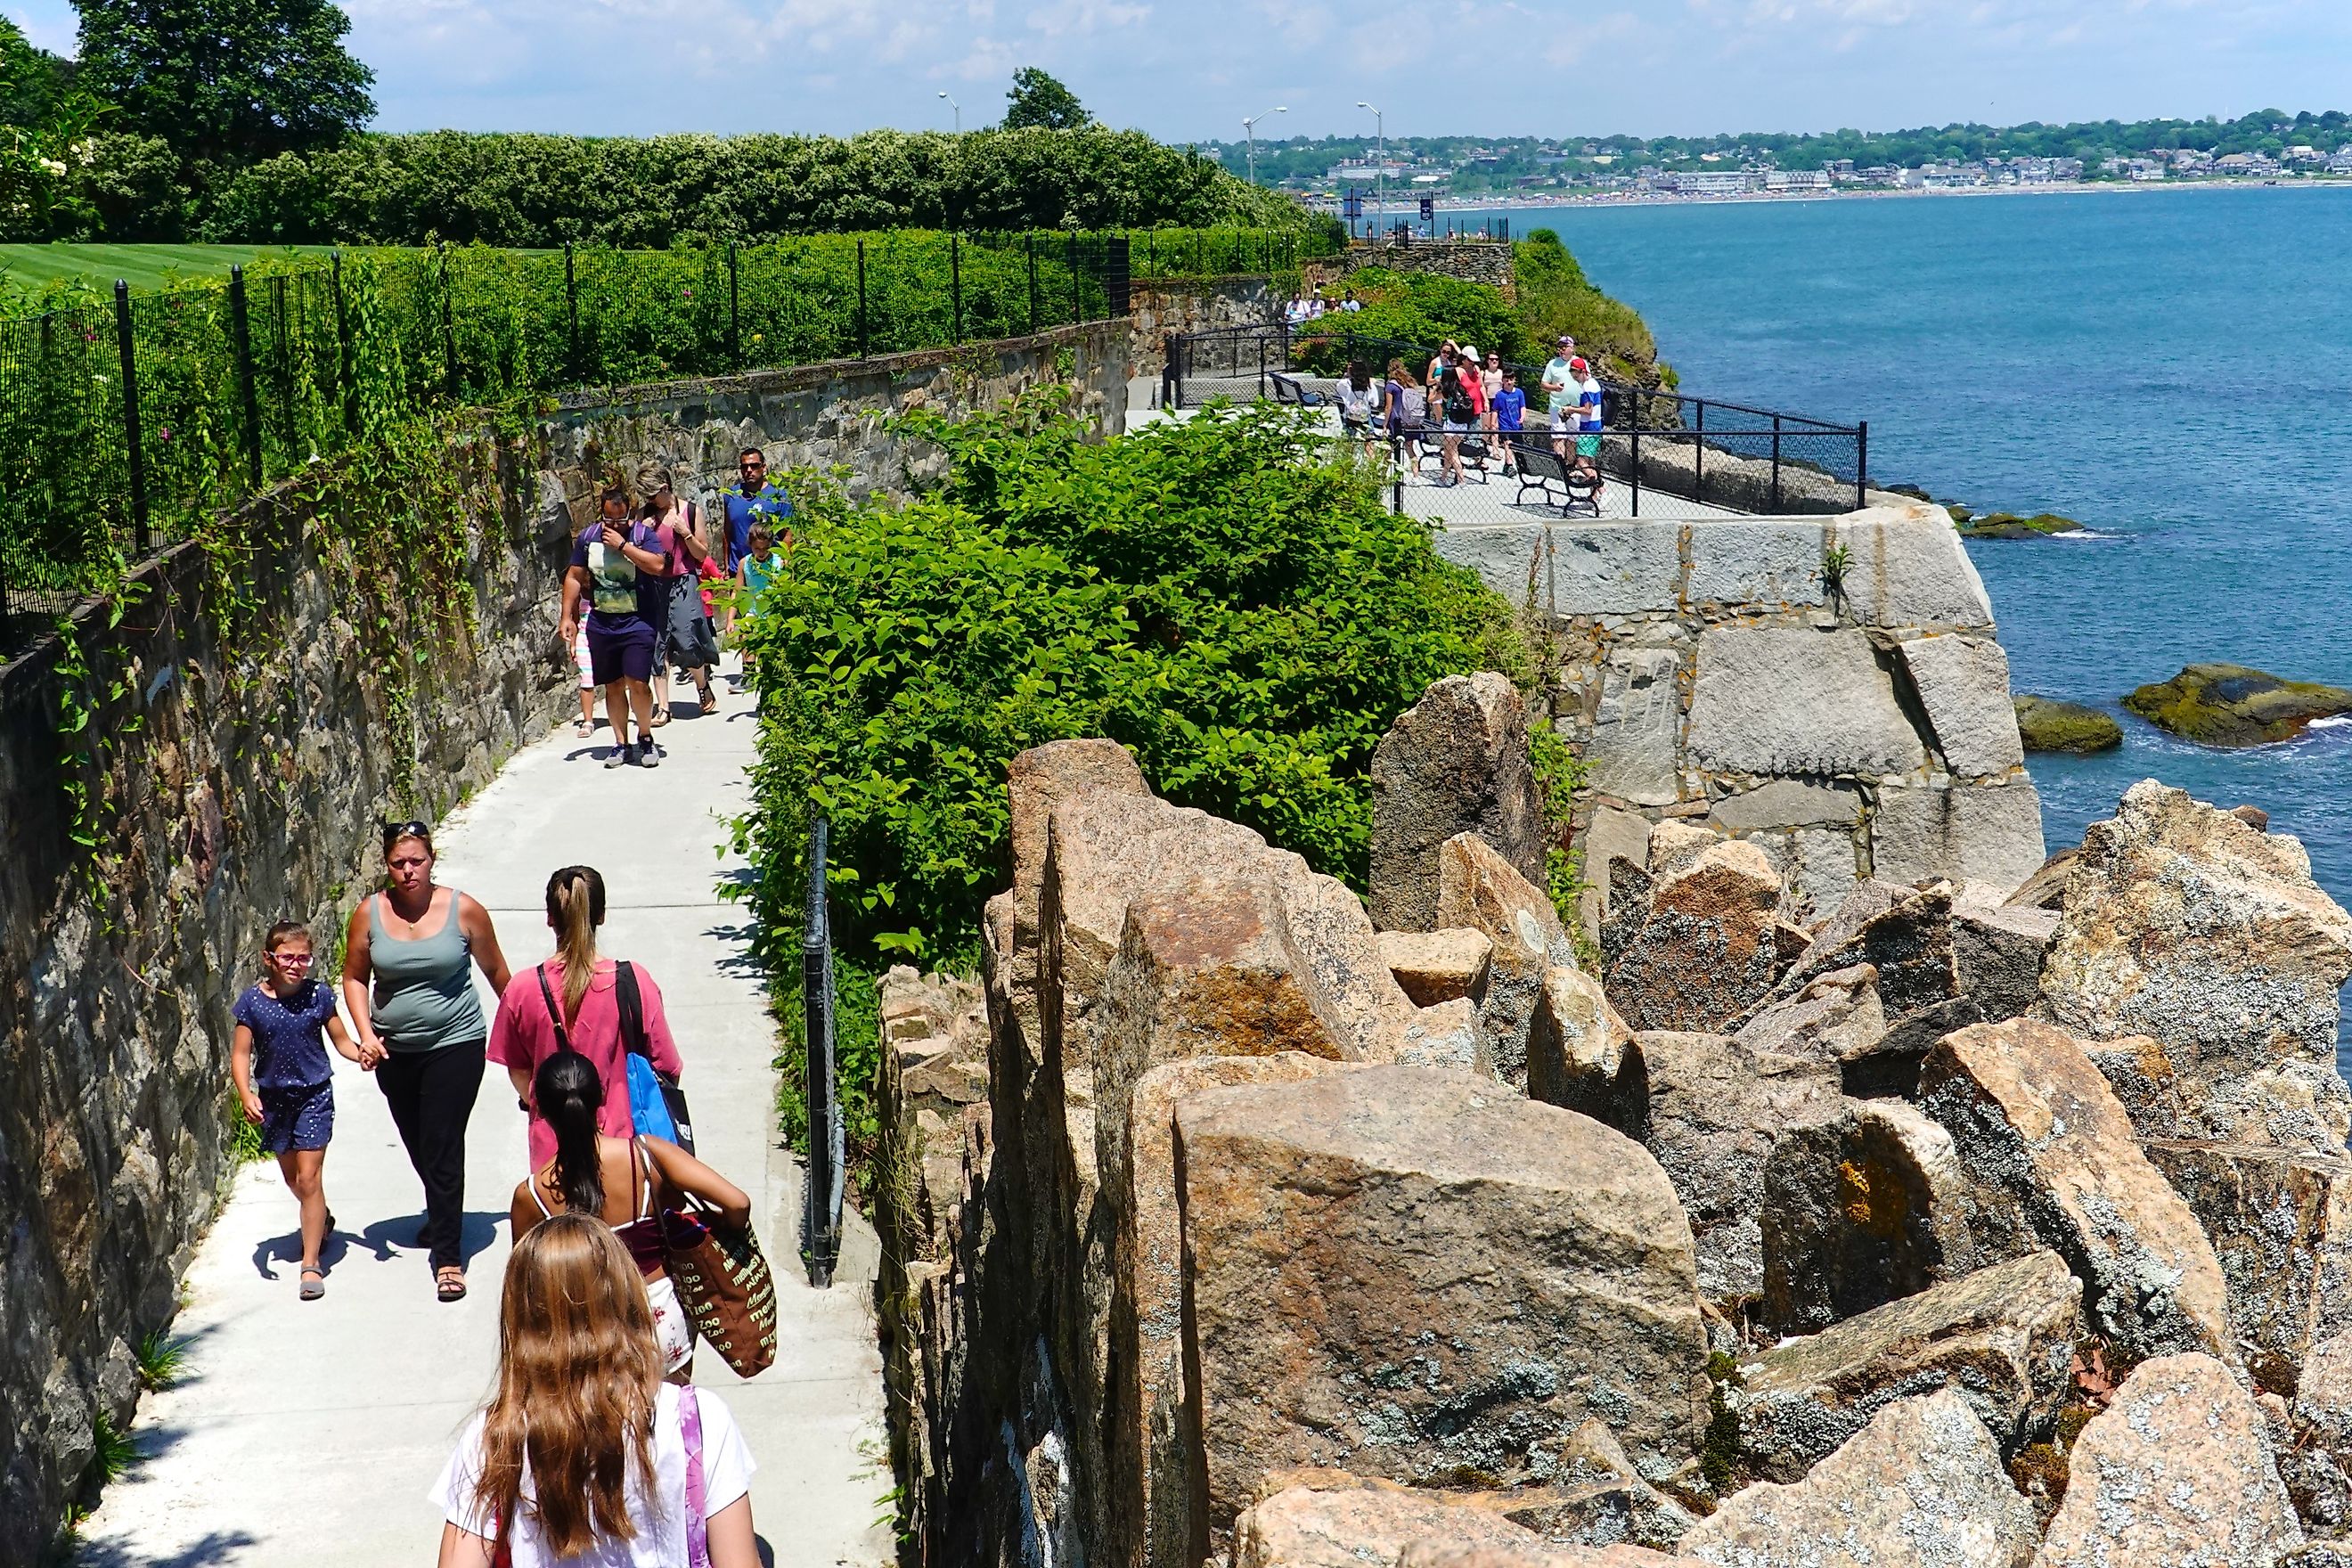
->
xmin=0 ymin=319 xmax=1130 ymax=1559
xmin=1126 ymin=279 xmax=1278 ymax=376
xmin=1431 ymin=502 xmax=2046 ymax=923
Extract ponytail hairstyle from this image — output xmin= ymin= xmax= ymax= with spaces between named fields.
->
xmin=473 ymin=1214 xmax=658 ymax=1556
xmin=544 ymin=865 xmax=607 ymax=1023
xmin=535 ymin=1050 xmax=607 ymax=1219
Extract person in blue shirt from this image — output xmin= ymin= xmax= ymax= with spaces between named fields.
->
xmin=718 ymin=449 xmax=791 ymax=691
xmin=1491 ymin=368 xmax=1527 ymax=473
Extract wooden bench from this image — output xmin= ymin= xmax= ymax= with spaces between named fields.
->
xmin=1510 ymin=437 xmax=1601 ymax=516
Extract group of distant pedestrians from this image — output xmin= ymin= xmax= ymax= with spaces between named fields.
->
xmin=227 ymin=826 xmax=767 ymax=1562
xmin=1331 ymin=333 xmax=1603 ymax=494
xmin=1285 ymin=287 xmax=1361 ymax=323
xmin=559 ymin=447 xmax=794 ymax=769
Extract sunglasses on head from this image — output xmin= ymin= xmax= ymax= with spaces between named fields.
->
xmin=381 ymin=818 xmax=430 ymax=840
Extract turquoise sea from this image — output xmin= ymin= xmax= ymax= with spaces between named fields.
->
xmin=1470 ymin=191 xmax=2352 ymax=927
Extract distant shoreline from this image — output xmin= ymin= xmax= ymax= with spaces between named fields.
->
xmin=1328 ymin=178 xmax=2352 ymax=220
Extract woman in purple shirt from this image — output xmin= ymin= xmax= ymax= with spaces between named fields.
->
xmin=560 ymin=485 xmax=671 ymax=769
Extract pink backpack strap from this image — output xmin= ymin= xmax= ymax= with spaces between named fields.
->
xmin=681 ymin=1386 xmax=710 ymax=1568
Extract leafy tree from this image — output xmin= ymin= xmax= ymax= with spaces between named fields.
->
xmin=74 ymin=0 xmax=374 ymax=167
xmin=1002 ymin=66 xmax=1087 ymax=131
xmin=0 ymin=16 xmax=73 ymax=130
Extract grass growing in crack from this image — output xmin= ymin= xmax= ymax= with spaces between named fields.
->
xmin=135 ymin=1331 xmax=189 ymax=1392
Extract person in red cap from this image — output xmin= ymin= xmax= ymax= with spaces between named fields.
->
xmin=1571 ymin=355 xmax=1605 ymax=495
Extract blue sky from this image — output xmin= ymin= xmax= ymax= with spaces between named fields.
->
xmin=8 ymin=0 xmax=2350 ymax=143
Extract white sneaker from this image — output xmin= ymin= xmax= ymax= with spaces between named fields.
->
xmin=605 ymin=742 xmax=634 ymax=769
xmin=639 ymin=743 xmax=661 ymax=769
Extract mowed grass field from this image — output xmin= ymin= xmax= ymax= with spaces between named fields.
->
xmin=0 ymin=243 xmax=344 ymax=290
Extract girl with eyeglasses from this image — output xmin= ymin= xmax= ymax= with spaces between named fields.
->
xmin=343 ymin=820 xmax=514 ymax=1302
xmin=232 ymin=920 xmax=380 ymax=1300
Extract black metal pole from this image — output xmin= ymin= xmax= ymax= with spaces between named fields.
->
xmin=1693 ymin=397 xmax=1704 ymax=502
xmin=273 ymin=274 xmax=294 ymax=461
xmin=950 ymin=233 xmax=963 ymax=344
xmin=727 ymin=241 xmax=740 ymax=368
xmin=114 ymin=280 xmax=150 ymax=555
xmin=1026 ymin=234 xmax=1039 ymax=334
xmin=1856 ymin=421 xmax=1869 ymax=510
xmin=1067 ymin=231 xmax=1080 ymax=324
xmin=855 ymin=239 xmax=868 ymax=359
xmin=802 ymin=817 xmax=839 ymax=1288
xmin=331 ymin=249 xmax=354 ymax=437
xmin=564 ymin=241 xmax=580 ymax=381
xmin=1771 ymin=414 xmax=1784 ymax=512
xmin=1630 ymin=419 xmax=1642 ymax=519
xmin=230 ymin=265 xmax=263 ymax=488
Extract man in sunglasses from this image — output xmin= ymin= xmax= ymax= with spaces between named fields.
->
xmin=718 ymin=448 xmax=793 ymax=640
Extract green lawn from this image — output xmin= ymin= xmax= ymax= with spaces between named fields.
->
xmin=0 ymin=243 xmax=344 ymax=291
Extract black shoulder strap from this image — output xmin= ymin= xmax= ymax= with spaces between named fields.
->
xmin=535 ymin=962 xmax=573 ymax=1053
xmin=616 ymin=960 xmax=650 ymax=1063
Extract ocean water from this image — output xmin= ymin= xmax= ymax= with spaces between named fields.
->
xmin=1490 ymin=190 xmax=2352 ymax=914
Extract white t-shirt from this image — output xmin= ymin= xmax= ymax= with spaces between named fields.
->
xmin=1541 ymin=356 xmax=1578 ymax=414
xmin=431 ymin=1384 xmax=755 ymax=1567
xmin=1580 ymin=376 xmax=1605 ymax=431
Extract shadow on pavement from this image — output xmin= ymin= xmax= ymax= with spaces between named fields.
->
xmin=73 ymin=1528 xmax=260 ymax=1567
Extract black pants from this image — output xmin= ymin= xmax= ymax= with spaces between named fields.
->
xmin=375 ymin=1039 xmax=486 ymax=1272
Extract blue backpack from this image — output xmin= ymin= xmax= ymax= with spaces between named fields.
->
xmin=535 ymin=961 xmax=695 ymax=1153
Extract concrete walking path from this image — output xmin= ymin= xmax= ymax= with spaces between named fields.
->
xmin=76 ymin=674 xmax=890 ymax=1568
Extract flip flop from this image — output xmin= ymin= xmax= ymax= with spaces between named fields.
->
xmin=650 ymin=708 xmax=673 ymax=728
xmin=436 ymin=1268 xmax=468 ymax=1303
xmin=300 ymin=1267 xmax=326 ymax=1301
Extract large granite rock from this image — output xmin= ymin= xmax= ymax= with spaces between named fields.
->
xmin=2035 ymin=1352 xmax=2301 ymax=1568
xmin=1734 ymin=1250 xmax=2080 ymax=1481
xmin=1899 ymin=633 xmax=2028 ymax=778
xmin=1686 ymin=626 xmax=1923 ymax=778
xmin=1917 ymin=1018 xmax=2235 ymax=1365
xmin=1826 ymin=502 xmax=1999 ymax=630
xmin=1625 ymin=1031 xmax=1843 ymax=1303
xmin=1605 ymin=841 xmax=1787 ymax=1033
xmin=1871 ymin=779 xmax=2047 ymax=892
xmin=2144 ymin=1139 xmax=2352 ymax=1393
xmin=1577 ymin=806 xmax=1653 ymax=951
xmin=2123 ymin=662 xmax=2352 ymax=747
xmin=1949 ymin=886 xmax=2058 ymax=1021
xmin=1233 ymin=1477 xmax=1543 ymax=1568
xmin=1760 ymin=1098 xmax=1985 ymax=1332
xmin=1680 ymin=1389 xmax=2038 ymax=1568
xmin=1370 ymin=674 xmax=1548 ymax=932
xmin=1176 ymin=1066 xmax=1710 ymax=1529
xmin=1436 ymin=832 xmax=1580 ymax=1089
xmin=1496 ymin=1421 xmax=1700 ymax=1552
xmin=2040 ymin=780 xmax=2352 ymax=1153
xmin=1526 ymin=966 xmax=1640 ymax=1125
xmin=1586 ymin=644 xmax=1684 ymax=809
xmin=1376 ymin=928 xmax=1494 ymax=1007
xmin=1406 ymin=1541 xmax=1703 ymax=1568
xmin=1115 ymin=1053 xmax=1359 ymax=1568
xmin=1732 ymin=961 xmax=1887 ymax=1068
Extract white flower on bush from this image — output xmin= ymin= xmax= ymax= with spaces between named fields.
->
xmin=37 ymin=157 xmax=67 ymax=177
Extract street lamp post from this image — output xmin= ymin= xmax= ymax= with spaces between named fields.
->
xmin=1242 ymin=105 xmax=1286 ymax=187
xmin=937 ymin=92 xmax=960 ymax=134
xmin=1357 ymin=102 xmax=1384 ymax=237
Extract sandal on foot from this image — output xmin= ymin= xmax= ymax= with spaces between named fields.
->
xmin=575 ymin=719 xmax=594 ymax=738
xmin=300 ymin=1267 xmax=326 ymax=1301
xmin=436 ymin=1268 xmax=468 ymax=1303
xmin=649 ymin=708 xmax=673 ymax=728
xmin=699 ymin=691 xmax=719 ymax=715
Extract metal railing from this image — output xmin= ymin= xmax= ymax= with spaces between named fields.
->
xmin=1164 ymin=324 xmax=1870 ymax=516
xmin=0 ymin=233 xmax=1140 ymax=649
xmin=802 ymin=817 xmax=845 ymax=1289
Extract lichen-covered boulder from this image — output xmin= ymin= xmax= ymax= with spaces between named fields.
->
xmin=1680 ymin=1389 xmax=2038 ymax=1568
xmin=1917 ymin=1018 xmax=2234 ymax=1366
xmin=1734 ymin=1250 xmax=2080 ymax=1481
xmin=2123 ymin=662 xmax=2352 ymax=747
xmin=1233 ymin=1476 xmax=1545 ymax=1568
xmin=2040 ymin=780 xmax=2352 ymax=1153
xmin=2034 ymin=1352 xmax=2301 ymax=1568
xmin=2143 ymin=1139 xmax=2352 ymax=1394
xmin=1760 ymin=1098 xmax=1985 ymax=1332
xmin=2013 ymin=694 xmax=2123 ymax=754
xmin=1605 ymin=841 xmax=1787 ymax=1033
xmin=1526 ymin=966 xmax=1640 ymax=1126
xmin=1626 ymin=1031 xmax=1843 ymax=1303
xmin=1484 ymin=1421 xmax=1698 ymax=1553
xmin=1369 ymin=672 xmax=1548 ymax=934
xmin=1405 ymin=1542 xmax=1705 ymax=1568
xmin=1436 ymin=832 xmax=1580 ymax=1089
xmin=1177 ymin=1066 xmax=1709 ymax=1530
xmin=1732 ymin=961 xmax=1888 ymax=1066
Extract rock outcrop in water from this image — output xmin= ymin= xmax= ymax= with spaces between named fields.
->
xmin=2013 ymin=695 xmax=2123 ymax=753
xmin=2124 ymin=662 xmax=2352 ymax=747
xmin=876 ymin=732 xmax=2352 ymax=1568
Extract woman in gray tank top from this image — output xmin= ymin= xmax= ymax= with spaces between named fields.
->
xmin=341 ymin=820 xmax=512 ymax=1301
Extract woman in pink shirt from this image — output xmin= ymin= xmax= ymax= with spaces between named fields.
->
xmin=489 ymin=866 xmax=685 ymax=1169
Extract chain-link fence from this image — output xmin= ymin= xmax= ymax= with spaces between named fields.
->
xmin=1164 ymin=325 xmax=1870 ymax=521
xmin=0 ymin=232 xmax=1156 ymax=647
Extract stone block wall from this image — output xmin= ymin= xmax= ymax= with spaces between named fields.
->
xmin=0 ymin=320 xmax=1129 ymax=1558
xmin=1126 ymin=279 xmax=1278 ymax=377
xmin=1309 ymin=239 xmax=1516 ymax=297
xmin=1431 ymin=502 xmax=2046 ymax=919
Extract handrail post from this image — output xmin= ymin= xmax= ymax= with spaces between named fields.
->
xmin=1856 ymin=421 xmax=1869 ymax=510
xmin=230 ymin=265 xmax=263 ymax=489
xmin=1026 ymin=233 xmax=1040 ymax=334
xmin=1629 ymin=419 xmax=1641 ymax=519
xmin=950 ymin=233 xmax=963 ymax=344
xmin=563 ymin=241 xmax=580 ymax=381
xmin=1771 ymin=414 xmax=1784 ymax=512
xmin=727 ymin=241 xmax=741 ymax=368
xmin=1066 ymin=230 xmax=1080 ymax=325
xmin=1693 ymin=396 xmax=1704 ymax=505
xmin=438 ymin=243 xmax=457 ymax=400
xmin=802 ymin=820 xmax=844 ymax=1288
xmin=855 ymin=239 xmax=869 ymax=359
xmin=331 ymin=249 xmax=355 ymax=437
xmin=114 ymin=280 xmax=150 ymax=555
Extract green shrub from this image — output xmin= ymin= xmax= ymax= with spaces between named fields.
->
xmin=1294 ymin=265 xmax=1529 ymax=372
xmin=1514 ymin=229 xmax=1666 ymax=387
xmin=733 ymin=394 xmax=1523 ymax=1024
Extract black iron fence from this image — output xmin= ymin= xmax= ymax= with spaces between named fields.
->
xmin=803 ymin=817 xmax=845 ymax=1289
xmin=0 ymin=232 xmax=1139 ymax=647
xmin=1164 ymin=323 xmax=1870 ymax=517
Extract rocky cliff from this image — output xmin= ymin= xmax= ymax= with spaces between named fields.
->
xmin=876 ymin=697 xmax=2352 ymax=1568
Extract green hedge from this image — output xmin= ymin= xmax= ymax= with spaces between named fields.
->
xmin=181 ymin=127 xmax=1310 ymax=247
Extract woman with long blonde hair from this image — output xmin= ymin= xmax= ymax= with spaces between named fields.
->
xmin=431 ymin=1215 xmax=759 ymax=1565
xmin=488 ymin=866 xmax=685 ymax=1174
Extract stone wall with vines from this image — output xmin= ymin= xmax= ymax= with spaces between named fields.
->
xmin=0 ymin=316 xmax=1131 ymax=1557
